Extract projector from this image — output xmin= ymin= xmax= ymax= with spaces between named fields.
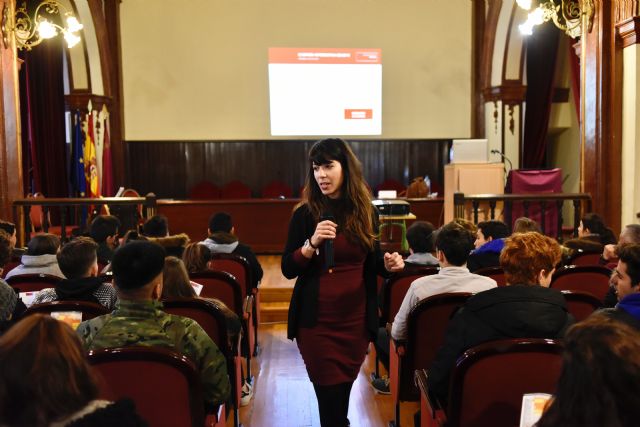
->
xmin=372 ymin=199 xmax=410 ymax=216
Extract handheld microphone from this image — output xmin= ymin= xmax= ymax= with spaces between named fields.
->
xmin=490 ymin=149 xmax=514 ymax=172
xmin=320 ymin=212 xmax=335 ymax=271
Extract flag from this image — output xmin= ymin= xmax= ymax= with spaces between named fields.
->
xmin=70 ymin=110 xmax=86 ymax=197
xmin=84 ymin=107 xmax=100 ymax=198
xmin=100 ymin=105 xmax=114 ymax=196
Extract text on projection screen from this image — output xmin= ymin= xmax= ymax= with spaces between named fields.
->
xmin=268 ymin=48 xmax=382 ymax=136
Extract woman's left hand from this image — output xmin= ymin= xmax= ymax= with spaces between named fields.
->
xmin=384 ymin=252 xmax=405 ymax=272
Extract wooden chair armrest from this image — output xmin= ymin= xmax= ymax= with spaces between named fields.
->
xmin=415 ymin=369 xmax=447 ymax=426
xmin=243 ymin=295 xmax=254 ymax=319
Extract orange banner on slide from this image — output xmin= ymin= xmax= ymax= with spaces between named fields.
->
xmin=344 ymin=109 xmax=373 ymax=120
xmin=269 ymin=48 xmax=381 ymax=64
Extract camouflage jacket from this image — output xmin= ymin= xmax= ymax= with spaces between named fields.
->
xmin=77 ymin=299 xmax=230 ymax=407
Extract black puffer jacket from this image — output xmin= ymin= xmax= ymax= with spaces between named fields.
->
xmin=427 ymin=284 xmax=574 ymax=405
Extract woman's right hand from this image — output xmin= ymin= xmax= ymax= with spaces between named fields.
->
xmin=310 ymin=219 xmax=338 ymax=248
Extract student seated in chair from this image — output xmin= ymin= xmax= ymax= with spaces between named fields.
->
xmin=466 ymin=220 xmax=510 ymax=272
xmin=0 ymin=220 xmax=26 ymax=258
xmin=371 ymin=222 xmax=496 ymax=394
xmin=89 ymin=215 xmax=121 ymax=265
xmin=601 ymin=244 xmax=640 ymax=328
xmin=4 ymin=233 xmax=65 ymax=280
xmin=77 ymin=241 xmax=230 ymax=409
xmin=142 ymin=215 xmax=190 ymax=258
xmin=427 ymin=232 xmax=574 ymax=406
xmin=403 ymin=221 xmax=439 ymax=267
xmin=200 ymin=212 xmax=263 ymax=290
xmin=0 ymin=230 xmax=26 ymax=335
xmin=33 ymin=237 xmax=117 ymax=310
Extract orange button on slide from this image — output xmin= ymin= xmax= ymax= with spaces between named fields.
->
xmin=344 ymin=109 xmax=373 ymax=119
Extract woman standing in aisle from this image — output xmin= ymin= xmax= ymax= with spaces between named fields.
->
xmin=282 ymin=138 xmax=404 ymax=427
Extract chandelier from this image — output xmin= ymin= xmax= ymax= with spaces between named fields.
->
xmin=516 ymin=0 xmax=594 ymax=39
xmin=1 ymin=0 xmax=83 ymax=51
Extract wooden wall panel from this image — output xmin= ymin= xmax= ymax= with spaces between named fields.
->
xmin=125 ymin=139 xmax=450 ymax=199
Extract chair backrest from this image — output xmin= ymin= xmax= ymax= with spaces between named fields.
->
xmin=567 ymin=249 xmax=602 ymax=266
xmin=220 ymin=180 xmax=252 ymax=199
xmin=5 ymin=273 xmax=62 ymax=293
xmin=188 ymin=181 xmax=221 ymax=200
xmin=1 ymin=255 xmax=22 ymax=278
xmin=24 ymin=300 xmax=110 ymax=321
xmin=550 ymin=265 xmax=612 ymax=302
xmin=208 ymin=253 xmax=253 ymax=298
xmin=473 ymin=266 xmax=507 ymax=287
xmin=382 ymin=267 xmax=440 ymax=323
xmin=162 ymin=297 xmax=231 ymax=357
xmin=447 ymin=338 xmax=563 ymax=427
xmin=189 ymin=270 xmax=243 ymax=317
xmin=87 ymin=346 xmax=206 ymax=427
xmin=261 ymin=180 xmax=293 ymax=198
xmin=400 ymin=292 xmax=471 ymax=401
xmin=561 ymin=290 xmax=602 ymax=321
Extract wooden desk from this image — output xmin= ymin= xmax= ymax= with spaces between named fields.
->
xmin=157 ymin=198 xmax=443 ymax=254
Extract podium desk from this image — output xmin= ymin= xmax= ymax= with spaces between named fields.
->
xmin=378 ymin=213 xmax=416 ymax=252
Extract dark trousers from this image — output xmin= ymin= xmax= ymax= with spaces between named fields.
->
xmin=313 ymin=381 xmax=353 ymax=427
xmin=374 ymin=326 xmax=391 ymax=372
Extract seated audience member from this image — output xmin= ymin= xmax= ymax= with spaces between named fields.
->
xmin=33 ymin=237 xmax=117 ymax=310
xmin=602 ymin=223 xmax=640 ymax=265
xmin=600 ymin=244 xmax=640 ymax=328
xmin=427 ymin=232 xmax=574 ymax=405
xmin=182 ymin=242 xmax=212 ymax=273
xmin=0 ymin=314 xmax=146 ymax=426
xmin=451 ymin=218 xmax=477 ymax=234
xmin=89 ymin=215 xmax=121 ymax=265
xmin=404 ymin=221 xmax=439 ymax=267
xmin=466 ymin=220 xmax=510 ymax=272
xmin=512 ymin=216 xmax=541 ymax=234
xmin=200 ymin=212 xmax=263 ymax=290
xmin=536 ymin=313 xmax=640 ymax=427
xmin=77 ymin=241 xmax=230 ymax=408
xmin=142 ymin=215 xmax=189 ymax=258
xmin=563 ymin=213 xmax=616 ymax=258
xmin=371 ymin=223 xmax=496 ymax=393
xmin=0 ymin=219 xmax=26 ymax=257
xmin=4 ymin=233 xmax=65 ymax=280
xmin=162 ymin=256 xmax=241 ymax=338
xmin=0 ymin=231 xmax=27 ymax=334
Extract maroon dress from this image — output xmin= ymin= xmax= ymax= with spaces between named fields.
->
xmin=295 ymin=234 xmax=369 ymax=386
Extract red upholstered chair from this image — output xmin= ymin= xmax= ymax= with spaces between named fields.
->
xmin=382 ymin=267 xmax=440 ymax=325
xmin=418 ymin=338 xmax=563 ymax=427
xmin=208 ymin=253 xmax=259 ymax=357
xmin=566 ymin=249 xmax=603 ymax=267
xmin=389 ymin=292 xmax=471 ymax=427
xmin=220 ymin=180 xmax=252 ymax=199
xmin=260 ymin=180 xmax=293 ymax=198
xmin=550 ymin=265 xmax=612 ymax=302
xmin=5 ymin=273 xmax=62 ymax=293
xmin=88 ymin=346 xmax=225 ymax=427
xmin=473 ymin=266 xmax=507 ymax=287
xmin=561 ymin=290 xmax=602 ymax=321
xmin=189 ymin=270 xmax=254 ymax=382
xmin=189 ymin=181 xmax=222 ymax=200
xmin=163 ymin=297 xmax=242 ymax=427
xmin=375 ymin=179 xmax=406 ymax=197
xmin=1 ymin=255 xmax=22 ymax=278
xmin=24 ymin=300 xmax=110 ymax=321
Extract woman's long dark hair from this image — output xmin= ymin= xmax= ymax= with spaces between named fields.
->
xmin=301 ymin=138 xmax=375 ymax=251
xmin=536 ymin=313 xmax=640 ymax=427
xmin=581 ymin=213 xmax=616 ymax=245
xmin=0 ymin=314 xmax=99 ymax=426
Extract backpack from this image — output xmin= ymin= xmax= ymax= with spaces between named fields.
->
xmin=405 ymin=177 xmax=428 ymax=198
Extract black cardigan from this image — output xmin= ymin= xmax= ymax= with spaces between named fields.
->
xmin=282 ymin=204 xmax=387 ymax=341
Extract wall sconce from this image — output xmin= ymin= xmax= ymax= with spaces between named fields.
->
xmin=1 ymin=0 xmax=83 ymax=51
xmin=516 ymin=0 xmax=594 ymax=38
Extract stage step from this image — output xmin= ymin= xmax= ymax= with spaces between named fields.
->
xmin=260 ymin=302 xmax=290 ymax=323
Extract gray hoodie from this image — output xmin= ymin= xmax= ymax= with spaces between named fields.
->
xmin=4 ymin=254 xmax=66 ymax=280
xmin=200 ymin=238 xmax=239 ymax=254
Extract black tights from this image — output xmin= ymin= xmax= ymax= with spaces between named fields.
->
xmin=313 ymin=381 xmax=353 ymax=427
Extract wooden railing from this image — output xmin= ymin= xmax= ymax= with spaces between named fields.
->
xmin=12 ymin=195 xmax=158 ymax=246
xmin=453 ymin=192 xmax=592 ymax=240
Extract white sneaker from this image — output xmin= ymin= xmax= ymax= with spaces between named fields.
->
xmin=240 ymin=381 xmax=253 ymax=407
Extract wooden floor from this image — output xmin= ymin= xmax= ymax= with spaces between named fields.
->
xmin=237 ymin=255 xmax=418 ymax=427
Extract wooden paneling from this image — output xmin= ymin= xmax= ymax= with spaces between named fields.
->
xmin=125 ymin=139 xmax=451 ymax=199
xmin=157 ymin=198 xmax=444 ymax=254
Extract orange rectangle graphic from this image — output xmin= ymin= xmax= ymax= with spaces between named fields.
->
xmin=344 ymin=109 xmax=373 ymax=119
